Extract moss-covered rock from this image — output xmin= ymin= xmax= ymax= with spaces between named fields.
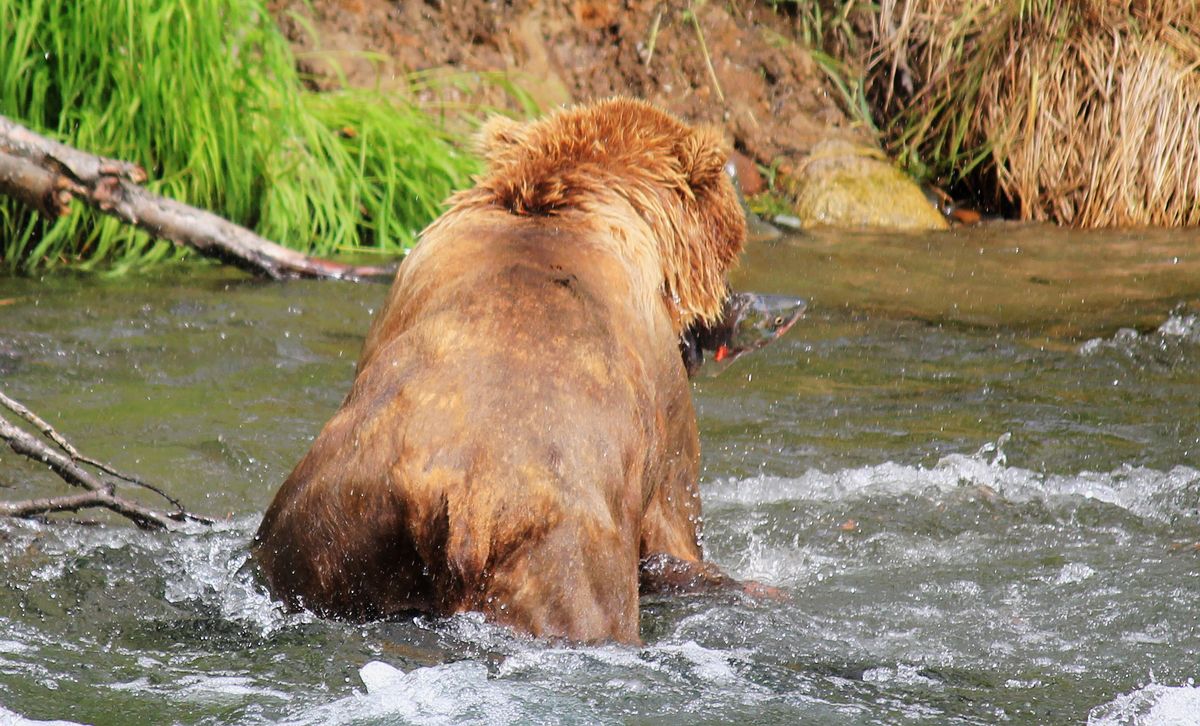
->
xmin=791 ymin=140 xmax=948 ymax=231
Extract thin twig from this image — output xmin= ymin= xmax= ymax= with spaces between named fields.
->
xmin=645 ymin=9 xmax=663 ymax=67
xmin=0 ymin=490 xmax=166 ymax=529
xmin=0 ymin=393 xmax=212 ymax=529
xmin=0 ymin=390 xmax=186 ymax=511
xmin=687 ymin=5 xmax=725 ymax=103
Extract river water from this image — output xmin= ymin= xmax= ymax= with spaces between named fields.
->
xmin=1 ymin=224 xmax=1198 ymax=724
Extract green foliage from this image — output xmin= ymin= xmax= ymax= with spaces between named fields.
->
xmin=788 ymin=0 xmax=867 ymax=52
xmin=771 ymin=2 xmax=880 ymax=134
xmin=873 ymin=1 xmax=1011 ymax=188
xmin=808 ymin=49 xmax=878 ymax=136
xmin=0 ymin=0 xmax=478 ymax=273
xmin=745 ymin=190 xmax=794 ymax=221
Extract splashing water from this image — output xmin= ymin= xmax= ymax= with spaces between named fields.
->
xmin=2 ymin=236 xmax=1199 ymax=724
xmin=1089 ymin=682 xmax=1200 ymax=726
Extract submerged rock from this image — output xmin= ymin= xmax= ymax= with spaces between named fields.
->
xmin=791 ymin=139 xmax=948 ymax=231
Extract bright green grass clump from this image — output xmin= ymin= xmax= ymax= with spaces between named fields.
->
xmin=0 ymin=0 xmax=479 ymax=273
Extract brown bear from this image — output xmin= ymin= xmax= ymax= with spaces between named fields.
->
xmin=252 ymin=98 xmax=749 ymax=644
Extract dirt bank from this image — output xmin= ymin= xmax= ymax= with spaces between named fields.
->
xmin=270 ymin=0 xmax=862 ymax=181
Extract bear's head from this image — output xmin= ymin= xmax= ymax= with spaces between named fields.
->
xmin=460 ymin=98 xmax=746 ymax=328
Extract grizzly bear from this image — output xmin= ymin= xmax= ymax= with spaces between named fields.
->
xmin=252 ymin=98 xmax=749 ymax=644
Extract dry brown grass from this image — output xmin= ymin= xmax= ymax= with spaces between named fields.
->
xmin=864 ymin=0 xmax=1200 ymax=226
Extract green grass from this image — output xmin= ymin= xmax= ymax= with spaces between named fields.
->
xmin=0 ymin=0 xmax=479 ymax=273
xmin=768 ymin=1 xmax=881 ymax=139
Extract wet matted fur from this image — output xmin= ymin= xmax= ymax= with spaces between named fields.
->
xmin=253 ymin=98 xmax=747 ymax=643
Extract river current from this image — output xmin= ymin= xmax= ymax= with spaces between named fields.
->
xmin=1 ymin=224 xmax=1198 ymax=724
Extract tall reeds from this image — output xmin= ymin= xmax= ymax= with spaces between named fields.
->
xmin=0 ymin=0 xmax=478 ymax=272
xmin=863 ymin=0 xmax=1200 ymax=226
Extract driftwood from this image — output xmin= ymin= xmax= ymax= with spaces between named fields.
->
xmin=0 ymin=390 xmax=210 ymax=530
xmin=0 ymin=115 xmax=394 ymax=281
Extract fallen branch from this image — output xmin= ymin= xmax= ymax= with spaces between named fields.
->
xmin=0 ymin=115 xmax=147 ymax=186
xmin=0 ymin=115 xmax=395 ymax=281
xmin=0 ymin=147 xmax=72 ymax=218
xmin=0 ymin=391 xmax=211 ymax=530
xmin=0 ymin=391 xmax=186 ymax=510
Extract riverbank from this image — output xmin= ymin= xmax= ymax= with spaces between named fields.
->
xmin=277 ymin=0 xmax=1200 ymax=229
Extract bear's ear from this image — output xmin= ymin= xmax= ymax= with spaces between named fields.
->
xmin=677 ymin=125 xmax=730 ymax=192
xmin=477 ymin=115 xmax=528 ymax=162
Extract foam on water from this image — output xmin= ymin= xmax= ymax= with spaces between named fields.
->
xmin=0 ymin=514 xmax=299 ymax=639
xmin=157 ymin=515 xmax=304 ymax=635
xmin=704 ymin=435 xmax=1200 ymax=526
xmin=109 ymin=673 xmax=291 ymax=704
xmin=702 ymin=443 xmax=1199 ymax=592
xmin=287 ymin=634 xmax=873 ymax=725
xmin=0 ymin=706 xmax=83 ymax=726
xmin=1157 ymin=313 xmax=1200 ymax=340
xmin=288 ymin=659 xmax=580 ymax=726
xmin=1080 ymin=311 xmax=1200 ymax=355
xmin=2 ymin=436 xmax=1197 ymax=723
xmin=1054 ymin=562 xmax=1097 ymax=585
xmin=1088 ymin=682 xmax=1200 ymax=726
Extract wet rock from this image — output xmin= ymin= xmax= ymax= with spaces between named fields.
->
xmin=791 ymin=140 xmax=948 ymax=231
xmin=728 ymin=151 xmax=764 ymax=196
xmin=746 ymin=212 xmax=783 ymax=243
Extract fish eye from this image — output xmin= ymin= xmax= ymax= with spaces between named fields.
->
xmin=773 ymin=316 xmax=785 ymax=326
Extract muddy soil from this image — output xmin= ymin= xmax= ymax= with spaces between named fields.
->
xmin=270 ymin=0 xmax=862 ymax=182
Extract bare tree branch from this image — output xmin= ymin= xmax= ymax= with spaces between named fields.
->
xmin=0 ymin=391 xmax=188 ymax=511
xmin=0 ymin=149 xmax=71 ymax=218
xmin=0 ymin=391 xmax=212 ymax=530
xmin=0 ymin=490 xmax=170 ymax=529
xmin=0 ymin=115 xmax=147 ymax=185
xmin=0 ymin=491 xmax=110 ymax=518
xmin=0 ymin=115 xmax=396 ymax=281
